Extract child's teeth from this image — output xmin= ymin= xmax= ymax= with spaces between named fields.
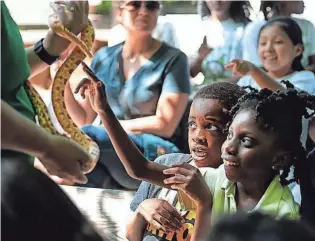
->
xmin=223 ymin=160 xmax=239 ymax=166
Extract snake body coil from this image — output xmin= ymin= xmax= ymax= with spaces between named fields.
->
xmin=25 ymin=20 xmax=100 ymax=173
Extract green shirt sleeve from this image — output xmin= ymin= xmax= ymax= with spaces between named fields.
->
xmin=1 ymin=2 xmax=35 ymax=162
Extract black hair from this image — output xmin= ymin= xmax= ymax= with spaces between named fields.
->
xmin=206 ymin=211 xmax=315 ymax=241
xmin=260 ymin=1 xmax=282 ymax=20
xmin=227 ymin=81 xmax=315 ymax=186
xmin=197 ymin=0 xmax=252 ymax=24
xmin=259 ymin=17 xmax=304 ymax=72
xmin=193 ymin=82 xmax=246 ymax=111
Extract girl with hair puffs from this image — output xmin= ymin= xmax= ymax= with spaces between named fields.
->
xmin=80 ymin=61 xmax=315 ymax=238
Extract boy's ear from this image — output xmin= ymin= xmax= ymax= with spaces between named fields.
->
xmin=272 ymin=151 xmax=293 ymax=170
xmin=294 ymin=43 xmax=304 ymax=58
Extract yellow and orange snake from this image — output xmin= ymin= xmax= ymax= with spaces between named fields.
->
xmin=25 ymin=17 xmax=100 ymax=174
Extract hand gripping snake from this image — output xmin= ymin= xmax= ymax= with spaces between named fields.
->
xmin=25 ymin=14 xmax=100 ymax=173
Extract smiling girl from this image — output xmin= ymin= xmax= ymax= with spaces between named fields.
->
xmin=227 ymin=17 xmax=315 ymax=94
xmin=198 ymin=80 xmax=315 ymax=224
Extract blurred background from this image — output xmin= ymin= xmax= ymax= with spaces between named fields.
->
xmin=7 ymin=0 xmax=315 ymax=55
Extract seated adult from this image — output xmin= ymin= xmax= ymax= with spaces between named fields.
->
xmin=108 ymin=15 xmax=179 ymax=48
xmin=65 ymin=0 xmax=190 ymax=189
xmin=242 ymin=0 xmax=315 ymax=73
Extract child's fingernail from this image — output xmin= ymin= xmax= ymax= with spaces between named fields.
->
xmin=164 ymin=179 xmax=168 ymax=184
xmin=163 ymin=170 xmax=168 ymax=174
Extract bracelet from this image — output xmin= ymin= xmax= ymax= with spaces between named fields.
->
xmin=34 ymin=38 xmax=60 ymax=65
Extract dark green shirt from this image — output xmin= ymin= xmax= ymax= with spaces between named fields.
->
xmin=1 ymin=2 xmax=35 ymax=161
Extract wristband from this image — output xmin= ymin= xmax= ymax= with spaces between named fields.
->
xmin=34 ymin=38 xmax=60 ymax=65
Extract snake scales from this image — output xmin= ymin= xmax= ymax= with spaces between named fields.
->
xmin=25 ymin=18 xmax=100 ymax=173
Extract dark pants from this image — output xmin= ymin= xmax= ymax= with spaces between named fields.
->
xmin=1 ymin=157 xmax=105 ymax=241
xmin=81 ymin=125 xmax=180 ymax=190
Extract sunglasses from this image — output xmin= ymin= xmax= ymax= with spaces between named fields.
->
xmin=121 ymin=1 xmax=161 ymax=12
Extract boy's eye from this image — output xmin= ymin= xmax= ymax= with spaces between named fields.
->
xmin=259 ymin=42 xmax=266 ymax=46
xmin=188 ymin=121 xmax=196 ymax=129
xmin=206 ymin=123 xmax=220 ymax=132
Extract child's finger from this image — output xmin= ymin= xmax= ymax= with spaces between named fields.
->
xmin=224 ymin=63 xmax=235 ymax=69
xmin=164 ymin=175 xmax=188 ymax=184
xmin=81 ymin=62 xmax=99 ymax=83
xmin=74 ymin=78 xmax=90 ymax=93
xmin=163 ymin=166 xmax=192 ymax=176
xmin=80 ymin=86 xmax=87 ymax=99
xmin=96 ymin=81 xmax=106 ymax=97
xmin=161 ymin=202 xmax=184 ymax=222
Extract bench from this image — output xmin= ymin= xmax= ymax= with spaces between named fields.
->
xmin=61 ymin=186 xmax=135 ymax=241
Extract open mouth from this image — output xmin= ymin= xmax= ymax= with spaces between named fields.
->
xmin=223 ymin=159 xmax=240 ymax=167
xmin=264 ymin=56 xmax=277 ymax=61
xmin=192 ymin=147 xmax=208 ymax=161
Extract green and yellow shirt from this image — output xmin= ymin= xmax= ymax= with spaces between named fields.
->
xmin=202 ymin=165 xmax=300 ymax=223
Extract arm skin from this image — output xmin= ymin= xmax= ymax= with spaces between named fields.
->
xmin=1 ymin=100 xmax=55 ymax=158
xmin=305 ymin=55 xmax=315 ymax=74
xmin=192 ymin=206 xmax=212 ymax=241
xmin=190 ymin=56 xmax=205 ymax=78
xmin=247 ymin=66 xmax=285 ymax=91
xmin=99 ymin=107 xmax=170 ymax=187
xmin=226 ymin=60 xmax=285 ymax=91
xmin=26 ymin=31 xmax=71 ymax=79
xmin=125 ymin=210 xmax=147 ymax=241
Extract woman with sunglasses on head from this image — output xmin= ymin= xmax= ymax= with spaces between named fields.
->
xmin=242 ymin=1 xmax=315 ymax=73
xmin=64 ymin=0 xmax=190 ymax=190
xmin=190 ymin=0 xmax=251 ymax=88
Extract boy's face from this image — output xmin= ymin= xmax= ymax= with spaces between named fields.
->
xmin=188 ymin=98 xmax=228 ymax=168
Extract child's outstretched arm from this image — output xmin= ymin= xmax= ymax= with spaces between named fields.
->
xmin=225 ymin=59 xmax=285 ymax=91
xmin=81 ymin=62 xmax=173 ymax=188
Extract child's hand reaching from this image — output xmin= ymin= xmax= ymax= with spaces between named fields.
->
xmin=75 ymin=62 xmax=110 ymax=115
xmin=225 ymin=59 xmax=256 ymax=77
xmin=163 ymin=163 xmax=212 ymax=208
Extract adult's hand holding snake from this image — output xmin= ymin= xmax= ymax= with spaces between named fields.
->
xmin=43 ymin=1 xmax=89 ymax=56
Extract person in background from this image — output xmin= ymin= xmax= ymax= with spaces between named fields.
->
xmin=190 ymin=0 xmax=251 ymax=88
xmin=108 ymin=1 xmax=179 ymax=49
xmin=242 ymin=0 xmax=315 ymax=73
